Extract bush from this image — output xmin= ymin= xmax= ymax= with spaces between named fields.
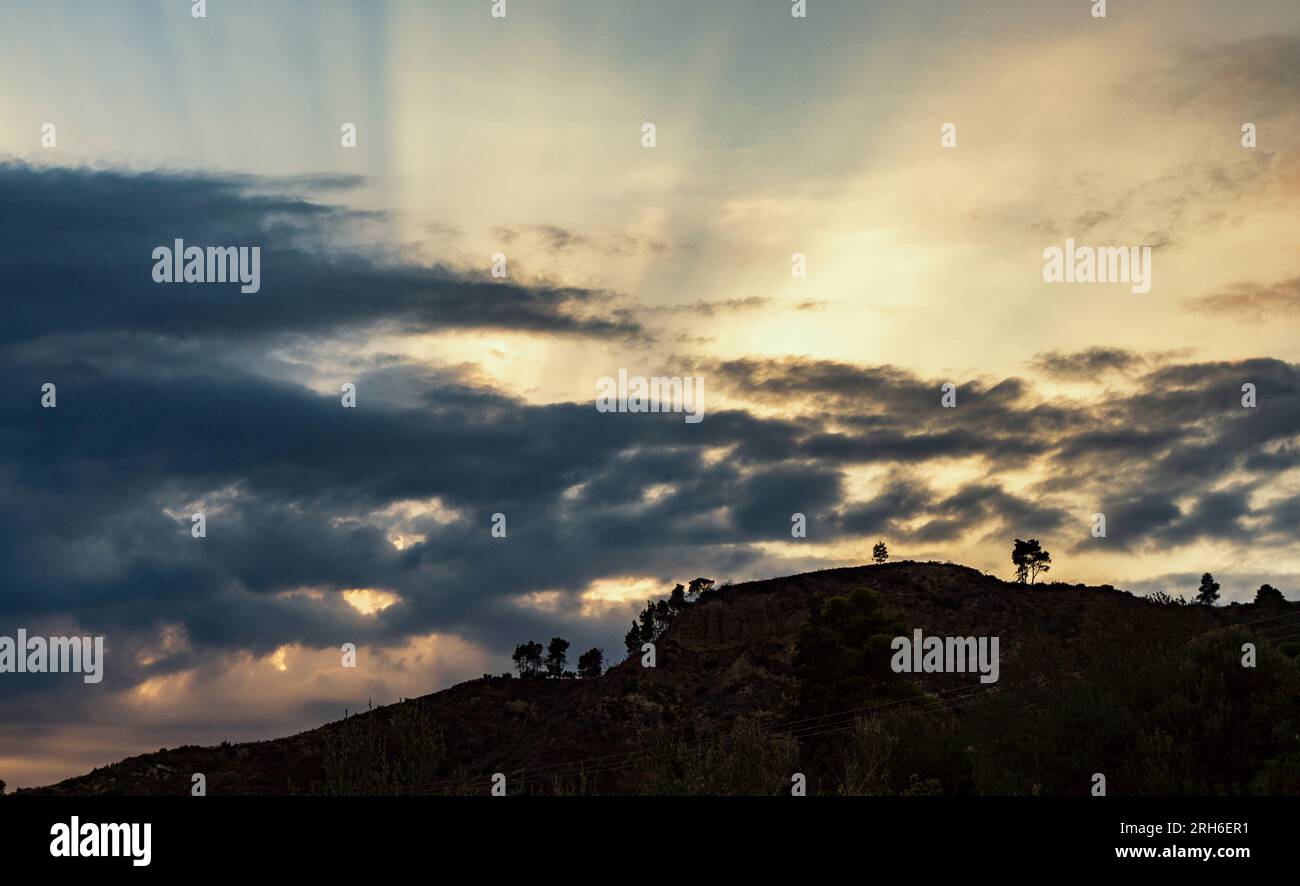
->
xmin=835 ymin=707 xmax=972 ymax=796
xmin=318 ymin=702 xmax=446 ymax=795
xmin=634 ymin=717 xmax=799 ymax=796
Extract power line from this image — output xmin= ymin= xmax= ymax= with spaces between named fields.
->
xmin=418 ymin=600 xmax=1300 ymax=793
xmin=505 ymin=680 xmax=1016 ymax=791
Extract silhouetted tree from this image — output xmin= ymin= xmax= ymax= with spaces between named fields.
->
xmin=668 ymin=583 xmax=687 ymax=613
xmin=0 ymin=779 xmax=5 ymax=795
xmin=872 ymin=541 xmax=889 ymax=564
xmin=1256 ymin=583 xmax=1284 ymax=605
xmin=638 ymin=603 xmax=658 ymax=643
xmin=620 ymin=579 xmax=714 ymax=660
xmin=545 ymin=637 xmax=570 ymax=678
xmin=1011 ymin=538 xmax=1052 ymax=584
xmin=512 ymin=641 xmax=544 ymax=678
xmin=577 ymin=647 xmax=604 ymax=678
xmin=687 ymin=577 xmax=715 ymax=600
xmin=794 ymin=588 xmax=914 ymax=722
xmin=624 ymin=622 xmax=642 ymax=658
xmin=1197 ymin=573 xmax=1221 ymax=606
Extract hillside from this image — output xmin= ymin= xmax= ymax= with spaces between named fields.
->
xmin=18 ymin=561 xmax=1300 ymax=796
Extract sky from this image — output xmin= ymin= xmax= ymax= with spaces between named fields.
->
xmin=1 ymin=0 xmax=1299 ymax=788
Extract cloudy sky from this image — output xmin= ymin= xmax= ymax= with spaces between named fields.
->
xmin=2 ymin=0 xmax=1299 ymax=788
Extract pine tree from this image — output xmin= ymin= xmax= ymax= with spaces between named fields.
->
xmin=1255 ymin=583 xmax=1284 ymax=605
xmin=577 ymin=647 xmax=604 ymax=678
xmin=1012 ymin=538 xmax=1052 ymax=585
xmin=668 ymin=583 xmax=687 ymax=613
xmin=638 ymin=604 xmax=657 ymax=643
xmin=794 ymin=588 xmax=913 ymax=721
xmin=687 ymin=577 xmax=715 ymax=600
xmin=511 ymin=641 xmax=544 ymax=677
xmin=545 ymin=637 xmax=570 ymax=678
xmin=1197 ymin=573 xmax=1221 ymax=606
xmin=872 ymin=540 xmax=889 ymax=564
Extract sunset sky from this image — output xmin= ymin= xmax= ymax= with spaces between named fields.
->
xmin=2 ymin=0 xmax=1300 ymax=788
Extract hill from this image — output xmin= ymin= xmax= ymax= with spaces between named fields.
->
xmin=18 ymin=561 xmax=1300 ymax=796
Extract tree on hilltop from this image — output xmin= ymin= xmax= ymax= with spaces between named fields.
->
xmin=1011 ymin=539 xmax=1052 ymax=585
xmin=545 ymin=637 xmax=571 ymax=678
xmin=577 ymin=647 xmax=604 ymax=678
xmin=512 ymin=641 xmax=544 ymax=677
xmin=1255 ymin=583 xmax=1284 ymax=605
xmin=1197 ymin=573 xmax=1221 ymax=606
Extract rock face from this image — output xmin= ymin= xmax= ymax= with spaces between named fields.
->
xmin=16 ymin=561 xmax=1271 ymax=796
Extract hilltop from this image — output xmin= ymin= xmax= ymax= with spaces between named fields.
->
xmin=19 ymin=561 xmax=1300 ymax=796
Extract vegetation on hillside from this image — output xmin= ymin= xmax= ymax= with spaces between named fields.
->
xmin=24 ymin=562 xmax=1300 ymax=797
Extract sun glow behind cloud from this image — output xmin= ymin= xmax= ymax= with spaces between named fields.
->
xmin=342 ymin=589 xmax=401 ymax=615
xmin=3 ymin=0 xmax=1300 ymax=790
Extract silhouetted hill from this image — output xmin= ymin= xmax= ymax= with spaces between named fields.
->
xmin=19 ymin=561 xmax=1300 ymax=796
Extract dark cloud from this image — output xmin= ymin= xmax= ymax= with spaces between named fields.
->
xmin=702 ymin=354 xmax=1300 ymax=559
xmin=728 ymin=464 xmax=843 ymax=539
xmin=0 ymin=162 xmax=640 ymax=346
xmin=836 ymin=476 xmax=935 ymax=538
xmin=4 ymin=164 xmax=1300 ymax=783
xmin=1028 ymin=347 xmax=1147 ymax=379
